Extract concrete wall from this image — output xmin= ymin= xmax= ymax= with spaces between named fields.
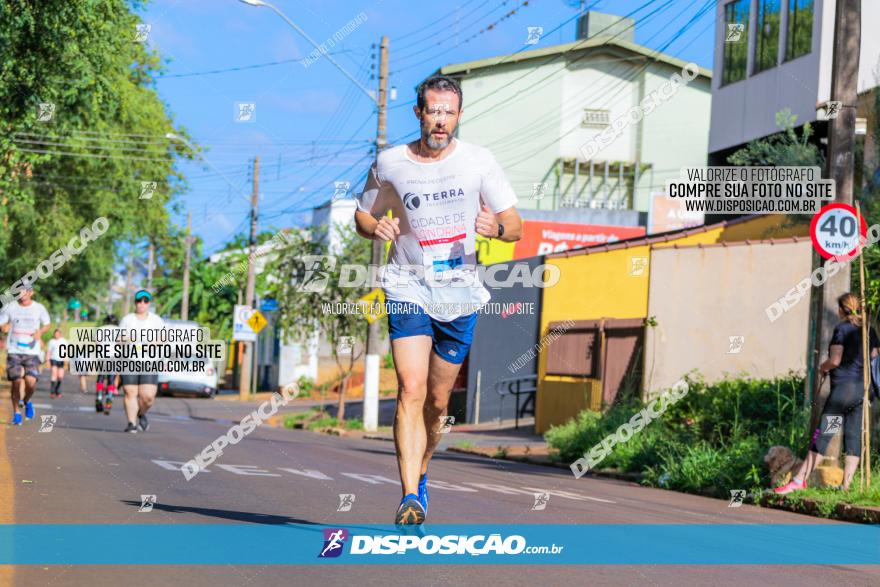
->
xmin=534 ymin=214 xmax=809 ymax=431
xmin=457 ymin=59 xmax=565 ymax=209
xmin=643 ymin=238 xmax=812 ymax=395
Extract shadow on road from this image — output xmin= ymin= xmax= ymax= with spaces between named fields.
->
xmin=120 ymin=501 xmax=319 ymax=525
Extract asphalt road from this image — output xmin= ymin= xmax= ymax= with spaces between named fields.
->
xmin=2 ymin=376 xmax=878 ymax=586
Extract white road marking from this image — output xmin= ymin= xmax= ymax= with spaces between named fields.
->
xmin=520 ymin=486 xmax=616 ymax=504
xmin=147 ymin=462 xmax=616 ymax=503
xmin=278 ymin=468 xmax=333 ymax=480
xmin=215 ymin=464 xmax=281 ymax=477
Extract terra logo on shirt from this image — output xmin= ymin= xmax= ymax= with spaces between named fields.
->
xmin=403 ymin=192 xmax=420 ymax=210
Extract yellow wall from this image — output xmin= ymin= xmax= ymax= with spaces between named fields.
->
xmin=535 ymin=214 xmax=807 ymax=433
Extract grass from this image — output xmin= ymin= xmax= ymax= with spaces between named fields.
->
xmin=454 ymin=440 xmax=476 ymax=450
xmin=545 ymin=373 xmax=880 ymax=510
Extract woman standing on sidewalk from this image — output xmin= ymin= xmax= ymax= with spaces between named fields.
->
xmin=776 ymin=293 xmax=879 ymax=493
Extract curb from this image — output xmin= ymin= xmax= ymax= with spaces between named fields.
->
xmin=758 ymin=493 xmax=880 ymax=524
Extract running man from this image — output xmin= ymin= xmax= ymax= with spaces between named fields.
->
xmin=354 ymin=75 xmax=522 ymax=524
xmin=119 ymin=290 xmax=165 ymax=433
xmin=46 ymin=329 xmax=68 ymax=398
xmin=0 ymin=287 xmax=51 ymax=425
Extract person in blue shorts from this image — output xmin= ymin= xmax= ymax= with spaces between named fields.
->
xmin=355 ymin=75 xmax=522 ymax=524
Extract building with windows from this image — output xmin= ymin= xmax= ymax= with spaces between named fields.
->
xmin=710 ymin=0 xmax=880 ymax=164
xmin=437 ymin=11 xmax=712 ymax=225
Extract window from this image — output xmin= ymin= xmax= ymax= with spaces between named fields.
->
xmin=581 ymin=109 xmax=610 ymax=128
xmin=754 ymin=0 xmax=782 ymax=73
xmin=785 ymin=0 xmax=813 ymax=60
xmin=722 ymin=0 xmax=749 ymax=85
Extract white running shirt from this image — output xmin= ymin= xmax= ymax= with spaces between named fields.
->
xmin=0 ymin=301 xmax=51 ymax=356
xmin=47 ymin=337 xmax=68 ymax=361
xmin=356 ymin=139 xmax=517 ymax=321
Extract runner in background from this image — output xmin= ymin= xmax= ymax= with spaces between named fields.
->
xmin=119 ymin=290 xmax=165 ymax=433
xmin=95 ymin=315 xmax=119 ymax=414
xmin=0 ymin=287 xmax=51 ymax=425
xmin=46 ymin=329 xmax=68 ymax=398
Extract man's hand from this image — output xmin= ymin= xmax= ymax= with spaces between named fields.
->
xmin=373 ymin=216 xmax=400 ymax=241
xmin=475 ymin=204 xmax=499 ymax=238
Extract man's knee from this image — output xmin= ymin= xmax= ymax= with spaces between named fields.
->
xmin=397 ymin=377 xmax=427 ymax=403
xmin=425 ymin=394 xmax=449 ymax=414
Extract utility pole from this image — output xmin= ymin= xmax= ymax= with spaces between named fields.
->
xmin=239 ymin=156 xmax=259 ymax=400
xmin=363 ymin=36 xmax=388 ymax=432
xmin=181 ymin=212 xmax=192 ymax=320
xmin=147 ymin=243 xmax=155 ymax=292
xmin=812 ymin=0 xmax=861 ymax=410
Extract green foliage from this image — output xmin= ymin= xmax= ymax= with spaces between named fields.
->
xmin=0 ymin=0 xmax=194 ymax=312
xmin=296 ymin=375 xmax=315 ymax=394
xmin=728 ymin=110 xmax=824 ymax=168
xmin=546 ymin=374 xmax=813 ymax=498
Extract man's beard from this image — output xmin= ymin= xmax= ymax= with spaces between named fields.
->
xmin=422 ymin=126 xmax=451 ymax=150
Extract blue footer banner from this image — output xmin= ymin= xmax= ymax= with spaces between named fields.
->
xmin=1 ymin=524 xmax=878 ymax=565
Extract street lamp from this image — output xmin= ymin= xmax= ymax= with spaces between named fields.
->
xmin=238 ymin=0 xmax=378 ymax=104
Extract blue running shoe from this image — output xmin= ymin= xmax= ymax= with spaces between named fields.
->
xmin=395 ymin=493 xmax=426 ymax=525
xmin=24 ymin=401 xmax=34 ymax=420
xmin=12 ymin=413 xmax=23 ymax=426
xmin=418 ymin=472 xmax=429 ymax=513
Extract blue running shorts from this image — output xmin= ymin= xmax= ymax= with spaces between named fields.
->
xmin=386 ymin=301 xmax=477 ymax=365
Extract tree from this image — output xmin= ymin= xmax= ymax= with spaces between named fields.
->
xmin=0 ymin=0 xmax=194 ymax=313
xmin=269 ymin=225 xmax=372 ymax=421
xmin=728 ymin=109 xmax=825 ymax=168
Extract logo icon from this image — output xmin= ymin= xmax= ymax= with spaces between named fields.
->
xmin=235 ymin=102 xmax=256 ymax=123
xmin=825 ymin=101 xmax=842 ymax=120
xmin=37 ymin=102 xmax=55 ymax=122
xmin=526 ymin=26 xmax=543 ymax=45
xmin=39 ymin=415 xmax=56 ymax=433
xmin=296 ymin=255 xmax=336 ymax=293
xmin=337 ymin=494 xmax=355 ymax=512
xmin=333 ymin=181 xmax=350 ymax=201
xmin=629 ymin=256 xmax=648 ymax=276
xmin=439 ymin=415 xmax=455 ymax=434
xmin=531 ymin=492 xmax=550 ymax=511
xmin=532 ymin=182 xmax=547 ymax=201
xmin=403 ymin=192 xmax=421 ymax=211
xmin=139 ymin=494 xmax=157 ymax=512
xmin=318 ymin=528 xmax=348 ymax=558
xmin=134 ymin=23 xmax=151 ymax=42
xmin=822 ymin=415 xmax=843 ymax=435
xmin=727 ymin=335 xmax=745 ymax=354
xmin=726 ymin=23 xmax=744 ymax=42
xmin=337 ymin=336 xmax=353 ymax=355
xmin=728 ymin=489 xmax=746 ymax=507
xmin=140 ymin=181 xmax=157 ymax=200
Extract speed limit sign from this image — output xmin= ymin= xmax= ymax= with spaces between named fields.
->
xmin=810 ymin=203 xmax=867 ymax=260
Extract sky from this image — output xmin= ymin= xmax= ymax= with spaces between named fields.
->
xmin=138 ymin=0 xmax=717 ymax=254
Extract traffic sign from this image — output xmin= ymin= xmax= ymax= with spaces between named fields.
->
xmin=810 ymin=202 xmax=868 ymax=260
xmin=358 ymin=288 xmax=386 ymax=324
xmin=247 ymin=310 xmax=268 ymax=334
xmin=233 ymin=305 xmax=256 ymax=342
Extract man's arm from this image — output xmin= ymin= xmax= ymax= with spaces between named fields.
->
xmin=475 ymin=205 xmax=522 ymax=242
xmin=355 ymin=210 xmax=399 ymax=241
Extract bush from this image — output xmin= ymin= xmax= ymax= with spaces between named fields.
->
xmin=545 ymin=374 xmax=811 ymax=498
xmin=296 ymin=375 xmax=315 ymax=394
